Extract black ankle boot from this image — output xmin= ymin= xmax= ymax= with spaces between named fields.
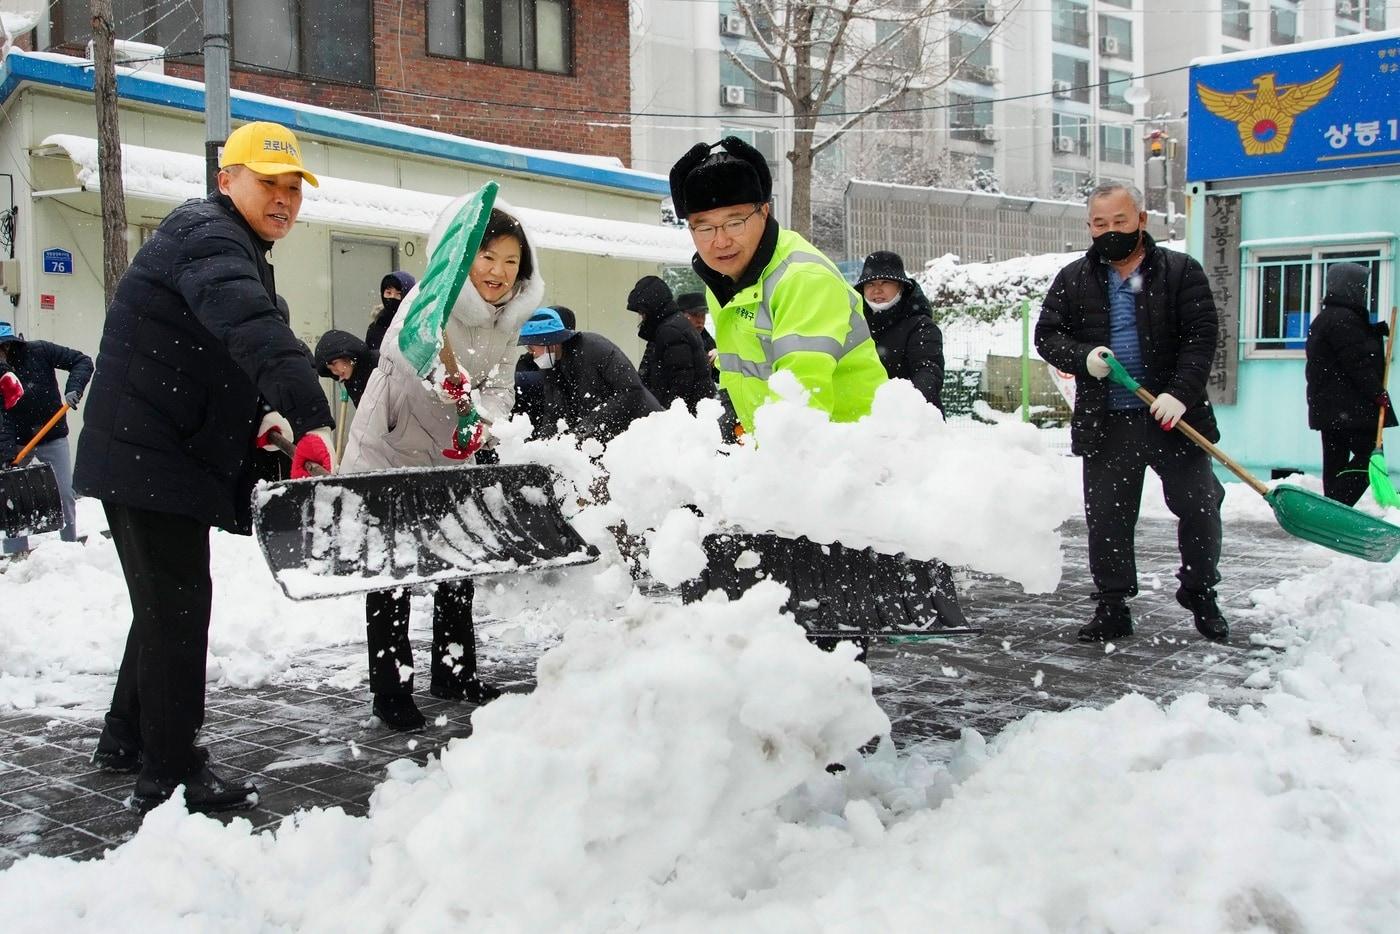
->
xmin=131 ymin=762 xmax=257 ymax=814
xmin=373 ymin=694 xmax=426 ymax=731
xmin=460 ymin=677 xmax=502 ymax=705
xmin=1078 ymin=600 xmax=1133 ymax=642
xmin=1177 ymin=587 xmax=1229 ymax=642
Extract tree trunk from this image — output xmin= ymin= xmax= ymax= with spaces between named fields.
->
xmin=788 ymin=124 xmax=815 ymax=238
xmin=91 ymin=0 xmax=128 ymax=307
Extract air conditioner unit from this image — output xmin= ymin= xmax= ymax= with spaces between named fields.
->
xmin=721 ymin=84 xmax=747 ymax=107
xmin=1100 ymin=35 xmax=1121 ymax=57
xmin=977 ymin=125 xmax=999 ymax=143
xmin=983 ymin=66 xmax=1000 ymax=84
xmin=721 ymin=12 xmax=748 ymax=37
xmin=977 ymin=2 xmax=999 ymax=25
xmin=1053 ymin=135 xmax=1076 ymax=154
xmin=1052 ymin=79 xmax=1072 ymax=98
xmin=87 ymin=38 xmax=165 ymax=76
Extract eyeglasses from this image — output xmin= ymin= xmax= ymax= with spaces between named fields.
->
xmin=688 ymin=207 xmax=762 ymax=243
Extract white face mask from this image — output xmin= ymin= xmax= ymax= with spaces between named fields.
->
xmin=534 ymin=350 xmax=556 ymax=370
xmin=866 ymin=296 xmax=900 ymax=313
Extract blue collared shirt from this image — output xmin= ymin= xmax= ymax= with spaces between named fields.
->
xmin=1105 ymin=265 xmax=1148 ymax=410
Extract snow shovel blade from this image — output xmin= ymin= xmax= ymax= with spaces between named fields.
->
xmin=1266 ymin=484 xmax=1400 ymax=563
xmin=681 ymin=531 xmax=972 ymax=637
xmin=1369 ymin=451 xmax=1400 ymax=509
xmin=0 ymin=463 xmax=63 ymax=538
xmin=398 ymin=181 xmax=498 ymax=379
xmin=254 ymin=462 xmax=599 ymax=600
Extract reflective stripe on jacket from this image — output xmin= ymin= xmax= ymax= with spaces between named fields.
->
xmin=709 ymin=229 xmax=887 ymax=431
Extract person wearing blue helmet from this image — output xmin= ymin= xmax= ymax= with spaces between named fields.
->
xmin=517 ymin=307 xmax=661 ymax=443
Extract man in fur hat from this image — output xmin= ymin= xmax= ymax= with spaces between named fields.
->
xmin=668 ymin=138 xmax=887 ymax=434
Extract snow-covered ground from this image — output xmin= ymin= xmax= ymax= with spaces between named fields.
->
xmin=2 ymin=384 xmax=1398 ymax=931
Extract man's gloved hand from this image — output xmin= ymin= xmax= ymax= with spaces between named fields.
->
xmin=1150 ymin=392 xmax=1187 ymax=430
xmin=1375 ymin=320 xmax=1391 ymax=339
xmin=255 ymin=411 xmax=294 ymax=451
xmin=63 ymin=390 xmax=82 ymax=409
xmin=441 ymin=413 xmax=488 ymax=461
xmin=0 ymin=372 xmax=22 ymax=410
xmin=1376 ymin=390 xmax=1393 ymax=411
xmin=291 ymin=428 xmax=336 ymax=478
xmin=1085 ymin=346 xmax=1112 ymax=379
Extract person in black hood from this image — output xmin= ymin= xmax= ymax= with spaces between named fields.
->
xmin=855 ymin=251 xmax=944 ymax=412
xmin=364 ymin=270 xmax=417 ymax=353
xmin=518 ymin=307 xmax=661 ymax=443
xmin=629 ymin=275 xmax=714 ymax=413
xmin=1306 ymin=262 xmax=1396 ymax=505
xmin=314 ymin=329 xmax=379 ymax=407
xmin=0 ymin=321 xmax=93 ymax=552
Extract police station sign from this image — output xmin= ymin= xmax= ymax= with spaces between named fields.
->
xmin=1187 ymin=34 xmax=1400 ymax=182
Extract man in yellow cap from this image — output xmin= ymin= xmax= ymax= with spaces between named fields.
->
xmin=75 ymin=121 xmax=335 ymax=814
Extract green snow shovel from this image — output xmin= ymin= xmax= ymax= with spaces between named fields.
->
xmin=1104 ymin=354 xmax=1400 ymax=563
xmin=1368 ymin=307 xmax=1398 ymax=508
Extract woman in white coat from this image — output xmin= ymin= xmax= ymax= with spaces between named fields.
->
xmin=342 ymin=201 xmax=545 ymax=731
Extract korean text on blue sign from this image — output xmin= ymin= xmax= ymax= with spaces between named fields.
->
xmin=43 ymin=248 xmax=73 ymax=275
xmin=1187 ymin=34 xmax=1400 ymax=183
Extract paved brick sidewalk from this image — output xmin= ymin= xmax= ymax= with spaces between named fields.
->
xmin=0 ymin=516 xmax=1306 ymax=868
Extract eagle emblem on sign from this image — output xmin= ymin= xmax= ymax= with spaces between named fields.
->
xmin=1196 ymin=64 xmax=1342 ymax=155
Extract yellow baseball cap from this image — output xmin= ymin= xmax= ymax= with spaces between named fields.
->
xmin=219 ymin=121 xmax=319 ymax=187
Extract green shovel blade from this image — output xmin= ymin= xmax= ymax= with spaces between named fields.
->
xmin=1266 ymin=483 xmax=1400 ymax=563
xmin=1369 ymin=450 xmax=1400 ymax=509
xmin=399 ymin=181 xmax=499 ymax=378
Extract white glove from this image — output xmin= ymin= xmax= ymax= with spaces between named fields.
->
xmin=1085 ymin=346 xmax=1112 ymax=379
xmin=255 ymin=411 xmax=293 ymax=451
xmin=1150 ymin=393 xmax=1186 ymax=429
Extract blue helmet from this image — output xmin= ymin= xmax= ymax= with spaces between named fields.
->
xmin=518 ymin=308 xmax=575 ymax=346
xmin=0 ymin=321 xmax=20 ymax=345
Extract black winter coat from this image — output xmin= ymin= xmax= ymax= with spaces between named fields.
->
xmin=1305 ymin=300 xmax=1396 ymax=433
xmin=638 ymin=308 xmax=714 ymax=413
xmin=364 ymin=302 xmax=399 ymax=355
xmin=864 ymin=283 xmax=944 ymax=411
xmin=314 ymin=329 xmax=379 ymax=407
xmin=1035 ymin=234 xmax=1220 ymax=456
xmin=74 ymin=195 xmax=332 ymax=534
xmin=539 ymin=332 xmax=662 ymax=444
xmin=0 ymin=338 xmax=93 ymax=460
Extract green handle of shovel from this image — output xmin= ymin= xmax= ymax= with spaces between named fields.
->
xmin=1101 ymin=352 xmax=1141 ymax=395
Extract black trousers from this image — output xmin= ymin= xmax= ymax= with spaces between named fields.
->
xmin=1320 ymin=429 xmax=1374 ymax=506
xmin=1083 ymin=410 xmax=1224 ymax=602
xmin=102 ymin=502 xmax=212 ymax=783
xmin=365 ymin=580 xmax=476 ymax=695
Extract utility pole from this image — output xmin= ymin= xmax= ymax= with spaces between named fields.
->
xmin=90 ymin=0 xmax=127 ymax=305
xmin=203 ymin=0 xmax=230 ymax=194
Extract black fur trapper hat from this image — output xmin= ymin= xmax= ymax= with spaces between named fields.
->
xmin=669 ymin=136 xmax=772 ymax=219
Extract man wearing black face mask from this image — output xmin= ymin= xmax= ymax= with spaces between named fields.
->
xmin=1035 ymin=183 xmax=1227 ymax=644
xmin=364 ymin=270 xmax=417 ymax=353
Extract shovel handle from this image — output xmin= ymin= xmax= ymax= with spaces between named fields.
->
xmin=1102 ymin=353 xmax=1269 ymax=497
xmin=1377 ymin=306 xmax=1397 ymax=449
xmin=266 ymin=431 xmax=330 ymax=477
xmin=11 ymin=404 xmax=69 ymax=466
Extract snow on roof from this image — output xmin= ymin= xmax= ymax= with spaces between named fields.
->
xmin=40 ymin=134 xmax=695 ymax=265
xmin=4 ymin=50 xmax=668 ymax=197
xmin=1190 ymin=27 xmax=1400 ymax=68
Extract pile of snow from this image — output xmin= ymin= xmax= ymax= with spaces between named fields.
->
xmin=595 ymin=376 xmax=1078 ymax=594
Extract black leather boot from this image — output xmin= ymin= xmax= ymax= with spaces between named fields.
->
xmin=131 ymin=762 xmax=257 ymax=814
xmin=1077 ymin=600 xmax=1134 ymax=642
xmin=373 ymin=693 xmax=426 ymax=731
xmin=1177 ymin=587 xmax=1229 ymax=642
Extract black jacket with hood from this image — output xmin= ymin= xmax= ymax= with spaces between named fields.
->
xmin=0 ymin=335 xmax=93 ymax=460
xmin=73 ymin=195 xmax=332 ymax=534
xmin=864 ymin=282 xmax=944 ymax=411
xmin=1306 ymin=262 xmax=1397 ymax=433
xmin=638 ymin=308 xmax=714 ymax=413
xmin=1034 ymin=232 xmax=1220 ymax=456
xmin=314 ymin=329 xmax=379 ymax=407
xmin=539 ymin=331 xmax=662 ymax=444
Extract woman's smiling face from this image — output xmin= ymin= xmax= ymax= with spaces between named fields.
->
xmin=469 ymin=235 xmax=524 ymax=304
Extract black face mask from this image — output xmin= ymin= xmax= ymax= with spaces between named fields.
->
xmin=1093 ymin=228 xmax=1142 ymax=263
xmin=382 ymin=296 xmax=402 ymax=314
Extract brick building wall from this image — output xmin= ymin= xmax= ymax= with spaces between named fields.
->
xmin=49 ymin=0 xmax=632 ymax=164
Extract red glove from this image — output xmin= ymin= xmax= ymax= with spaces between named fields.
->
xmin=441 ymin=416 xmax=487 ymax=461
xmin=291 ymin=428 xmax=336 ymax=478
xmin=254 ymin=411 xmax=293 ymax=451
xmin=1377 ymin=390 xmax=1393 ymax=411
xmin=0 ymin=372 xmax=22 ymax=410
xmin=439 ymin=374 xmax=476 ymax=416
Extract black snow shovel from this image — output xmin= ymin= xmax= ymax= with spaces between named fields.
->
xmin=255 ymin=435 xmax=598 ymax=600
xmin=0 ymin=404 xmax=68 ymax=538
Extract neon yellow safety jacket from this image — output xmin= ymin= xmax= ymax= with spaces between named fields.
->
xmin=707 ymin=228 xmax=888 ymax=432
